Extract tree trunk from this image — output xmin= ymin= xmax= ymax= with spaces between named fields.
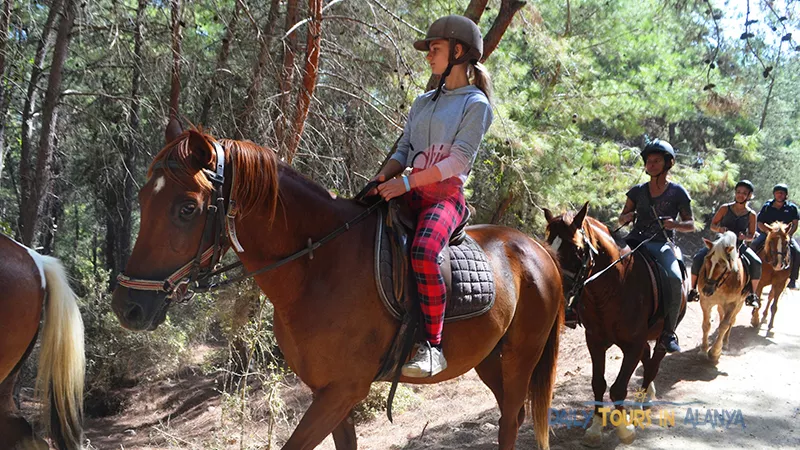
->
xmin=240 ymin=0 xmax=281 ymax=139
xmin=200 ymin=0 xmax=241 ymax=126
xmin=275 ymin=0 xmax=299 ymax=157
xmin=464 ymin=0 xmax=489 ymax=23
xmin=18 ymin=0 xmax=63 ymax=243
xmin=169 ymin=0 xmax=183 ymax=121
xmin=285 ymin=0 xmax=322 ymax=163
xmin=482 ymin=0 xmax=526 ymax=62
xmin=19 ymin=0 xmax=75 ymax=246
xmin=0 ymin=0 xmax=11 ymax=183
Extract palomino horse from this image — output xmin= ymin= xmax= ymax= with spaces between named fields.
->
xmin=752 ymin=222 xmax=792 ymax=332
xmin=111 ymin=128 xmax=564 ymax=450
xmin=0 ymin=233 xmax=84 ymax=449
xmin=697 ymin=232 xmax=747 ymax=364
xmin=544 ymin=202 xmax=687 ymax=447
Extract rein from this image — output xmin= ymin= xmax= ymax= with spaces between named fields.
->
xmin=117 ymin=142 xmax=384 ymax=303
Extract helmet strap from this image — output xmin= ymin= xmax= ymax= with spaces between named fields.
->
xmin=432 ymin=39 xmax=473 ymax=102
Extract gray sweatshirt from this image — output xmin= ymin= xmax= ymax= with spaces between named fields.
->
xmin=390 ymin=85 xmax=493 ymax=184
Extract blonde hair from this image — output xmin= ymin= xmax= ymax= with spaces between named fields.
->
xmin=469 ymin=61 xmax=493 ymax=102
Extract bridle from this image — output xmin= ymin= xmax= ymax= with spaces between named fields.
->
xmin=559 ymin=228 xmax=598 ymax=309
xmin=702 ymin=260 xmax=731 ymax=295
xmin=117 ymin=141 xmax=229 ymax=303
xmin=116 ymin=141 xmax=384 ymax=304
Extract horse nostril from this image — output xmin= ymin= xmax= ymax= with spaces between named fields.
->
xmin=124 ymin=303 xmax=144 ymax=324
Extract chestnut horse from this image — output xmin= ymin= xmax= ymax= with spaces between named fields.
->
xmin=544 ymin=202 xmax=687 ymax=447
xmin=0 ymin=233 xmax=84 ymax=449
xmin=751 ymin=222 xmax=792 ymax=332
xmin=697 ymin=232 xmax=747 ymax=364
xmin=111 ymin=128 xmax=564 ymax=450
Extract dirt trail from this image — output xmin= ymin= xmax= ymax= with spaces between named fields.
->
xmin=85 ymin=290 xmax=800 ymax=449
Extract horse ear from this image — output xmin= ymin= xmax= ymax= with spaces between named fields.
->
xmin=187 ymin=130 xmax=215 ymax=169
xmin=543 ymin=208 xmax=555 ymax=224
xmin=165 ymin=118 xmax=183 ymax=144
xmin=703 ymin=238 xmax=713 ymax=249
xmin=572 ymin=201 xmax=589 ymax=229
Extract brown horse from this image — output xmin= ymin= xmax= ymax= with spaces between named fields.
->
xmin=751 ymin=222 xmax=792 ymax=332
xmin=544 ymin=202 xmax=687 ymax=447
xmin=111 ymin=128 xmax=564 ymax=450
xmin=0 ymin=233 xmax=84 ymax=450
xmin=697 ymin=232 xmax=747 ymax=364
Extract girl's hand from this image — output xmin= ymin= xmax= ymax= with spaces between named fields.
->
xmin=619 ymin=212 xmax=635 ymax=224
xmin=377 ymin=177 xmax=408 ymax=200
xmin=718 ymin=226 xmax=728 ymax=233
xmin=367 ymin=174 xmax=385 ymax=196
xmin=662 ymin=218 xmax=678 ymax=230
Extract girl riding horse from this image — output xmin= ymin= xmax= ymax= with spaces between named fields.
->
xmin=689 ymin=180 xmax=762 ymax=307
xmin=617 ymin=139 xmax=694 ymax=353
xmin=372 ymin=15 xmax=493 ymax=378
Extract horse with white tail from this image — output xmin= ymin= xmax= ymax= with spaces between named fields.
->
xmin=0 ymin=233 xmax=85 ymax=450
xmin=697 ymin=232 xmax=748 ymax=364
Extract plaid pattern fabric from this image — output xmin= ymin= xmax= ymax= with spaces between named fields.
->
xmin=405 ymin=177 xmax=466 ymax=346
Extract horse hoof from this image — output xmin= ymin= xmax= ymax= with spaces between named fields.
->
xmin=707 ymin=350 xmax=720 ymax=364
xmin=581 ymin=431 xmax=603 ymax=448
xmin=617 ymin=424 xmax=636 ymax=445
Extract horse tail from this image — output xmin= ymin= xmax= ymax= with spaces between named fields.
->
xmin=529 ymin=303 xmax=562 ymax=450
xmin=35 ymin=255 xmax=85 ymax=450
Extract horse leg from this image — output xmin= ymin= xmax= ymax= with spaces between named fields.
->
xmin=700 ymin=301 xmax=712 ymax=354
xmin=0 ymin=374 xmax=47 ymax=450
xmin=723 ymin=300 xmax=745 ymax=348
xmin=768 ymin=289 xmax=781 ymax=331
xmin=608 ymin=344 xmax=645 ymax=445
xmin=330 ymin=410 xmax=357 ymax=450
xmin=752 ymin=281 xmax=766 ymax=327
xmin=638 ymin=344 xmax=657 ymax=406
xmin=583 ymin=339 xmax=609 ymax=448
xmin=475 ymin=348 xmax=526 ymax=428
xmin=281 ymin=383 xmax=369 ymax=450
xmin=762 ymin=290 xmax=774 ymax=324
xmin=709 ymin=304 xmax=735 ymax=364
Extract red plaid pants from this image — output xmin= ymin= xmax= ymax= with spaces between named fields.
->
xmin=405 ymin=177 xmax=466 ymax=346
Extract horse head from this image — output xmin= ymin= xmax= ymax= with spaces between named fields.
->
xmin=112 ymin=120 xmax=279 ymax=331
xmin=543 ymin=202 xmax=594 ymax=294
xmin=700 ymin=231 xmax=738 ymax=296
xmin=764 ymin=221 xmax=791 ymax=271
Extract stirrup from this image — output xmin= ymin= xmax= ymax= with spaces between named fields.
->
xmin=745 ymin=293 xmax=760 ymax=308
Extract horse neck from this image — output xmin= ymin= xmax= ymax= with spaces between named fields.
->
xmin=233 ymin=165 xmax=368 ymax=305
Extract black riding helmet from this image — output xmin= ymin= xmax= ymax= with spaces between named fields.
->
xmin=773 ymin=183 xmax=789 ymax=195
xmin=414 ymin=15 xmax=483 ymax=101
xmin=735 ymin=179 xmax=755 ymax=194
xmin=640 ymin=139 xmax=676 ymax=166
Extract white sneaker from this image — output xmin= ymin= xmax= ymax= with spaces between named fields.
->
xmin=401 ymin=342 xmax=447 ymax=378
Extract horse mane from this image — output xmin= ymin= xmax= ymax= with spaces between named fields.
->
xmin=148 ymin=129 xmax=280 ymax=225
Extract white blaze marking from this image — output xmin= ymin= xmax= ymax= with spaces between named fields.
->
xmin=153 ymin=176 xmax=166 ymax=193
xmin=552 ymin=236 xmax=563 ymax=252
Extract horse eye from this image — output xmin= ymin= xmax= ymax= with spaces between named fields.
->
xmin=179 ymin=203 xmax=197 ymax=218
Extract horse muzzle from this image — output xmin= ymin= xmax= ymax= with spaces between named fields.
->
xmin=111 ymin=286 xmax=170 ymax=331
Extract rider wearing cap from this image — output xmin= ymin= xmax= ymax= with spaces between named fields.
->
xmin=618 ymin=139 xmax=694 ymax=353
xmin=751 ymin=183 xmax=800 ymax=288
xmin=688 ymin=180 xmax=762 ymax=306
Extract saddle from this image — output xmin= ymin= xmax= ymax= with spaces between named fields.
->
xmin=375 ymin=199 xmax=495 ymax=322
xmin=373 ymin=199 xmax=496 ymax=383
xmin=631 ymin=244 xmax=688 ymax=328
